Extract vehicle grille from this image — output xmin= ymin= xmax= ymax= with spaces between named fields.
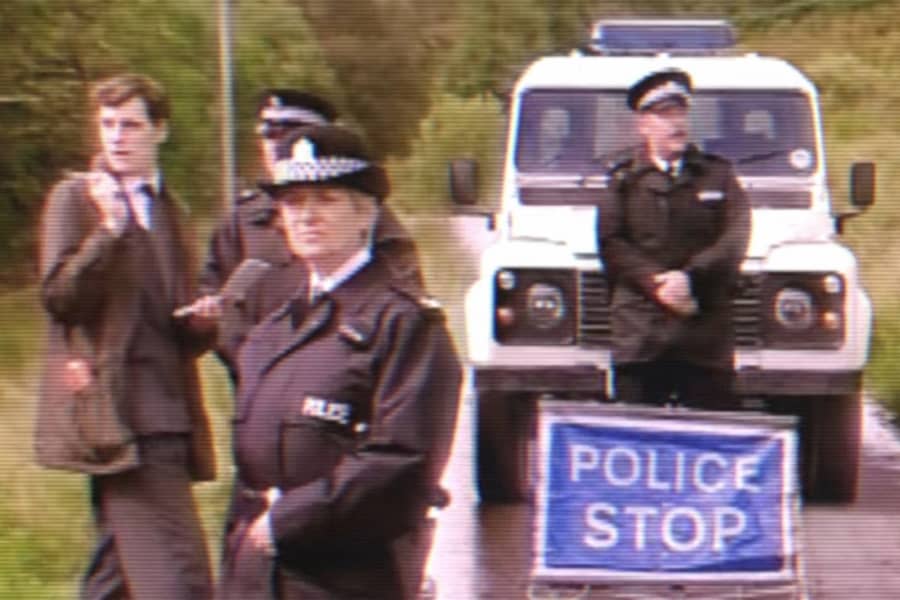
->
xmin=578 ymin=271 xmax=613 ymax=347
xmin=578 ymin=272 xmax=763 ymax=349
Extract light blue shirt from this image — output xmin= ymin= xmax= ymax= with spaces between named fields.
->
xmin=125 ymin=172 xmax=161 ymax=230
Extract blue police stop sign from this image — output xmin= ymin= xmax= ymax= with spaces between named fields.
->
xmin=533 ymin=402 xmax=799 ymax=585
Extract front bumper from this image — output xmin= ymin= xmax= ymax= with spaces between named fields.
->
xmin=472 ymin=365 xmax=861 ymax=399
xmin=736 ymin=369 xmax=862 ymax=396
xmin=472 ymin=365 xmax=607 ymax=398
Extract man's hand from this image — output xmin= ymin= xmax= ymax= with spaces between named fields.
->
xmin=173 ymin=294 xmax=224 ymax=334
xmin=87 ymin=172 xmax=129 ymax=236
xmin=174 ymin=294 xmax=224 ymax=319
xmin=246 ymin=512 xmax=277 ymax=556
xmin=246 ymin=486 xmax=281 ymax=556
xmin=64 ymin=359 xmax=93 ymax=393
xmin=654 ymin=270 xmax=698 ymax=317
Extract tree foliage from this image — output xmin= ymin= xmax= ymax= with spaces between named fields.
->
xmin=293 ymin=0 xmax=457 ymax=158
xmin=443 ymin=0 xmax=596 ymax=99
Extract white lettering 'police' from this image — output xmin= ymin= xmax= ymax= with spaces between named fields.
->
xmin=568 ymin=443 xmax=762 ymax=494
xmin=301 ymin=396 xmax=351 ymax=426
xmin=698 ymin=190 xmax=725 ymax=202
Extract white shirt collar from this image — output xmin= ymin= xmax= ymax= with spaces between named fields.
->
xmin=651 ymin=155 xmax=682 ymax=177
xmin=123 ymin=171 xmax=161 ymax=196
xmin=309 ymin=246 xmax=372 ymax=298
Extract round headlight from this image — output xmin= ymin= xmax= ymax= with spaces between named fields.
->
xmin=822 ymin=274 xmax=842 ymax=295
xmin=526 ymin=283 xmax=566 ymax=330
xmin=774 ymin=287 xmax=815 ymax=330
xmin=497 ymin=270 xmax=517 ymax=291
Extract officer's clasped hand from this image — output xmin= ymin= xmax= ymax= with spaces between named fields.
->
xmin=654 ymin=270 xmax=698 ymax=317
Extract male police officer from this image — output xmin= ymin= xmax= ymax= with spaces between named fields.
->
xmin=598 ymin=68 xmax=751 ymax=409
xmin=201 ymin=90 xmax=338 ymax=293
xmin=200 ymin=90 xmax=421 ymax=379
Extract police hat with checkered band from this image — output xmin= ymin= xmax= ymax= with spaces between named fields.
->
xmin=257 ymin=89 xmax=338 ymax=124
xmin=261 ymin=125 xmax=390 ymax=201
xmin=627 ymin=68 xmax=693 ymax=112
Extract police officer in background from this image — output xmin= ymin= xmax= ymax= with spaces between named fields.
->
xmin=200 ymin=90 xmax=422 ymax=379
xmin=200 ymin=89 xmax=339 ymax=294
xmin=217 ymin=125 xmax=461 ymax=600
xmin=598 ymin=68 xmax=751 ymax=410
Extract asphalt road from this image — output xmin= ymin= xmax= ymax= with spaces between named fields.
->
xmin=424 ymin=390 xmax=900 ymax=599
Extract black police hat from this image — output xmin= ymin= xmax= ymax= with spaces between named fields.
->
xmin=261 ymin=125 xmax=390 ymax=202
xmin=626 ymin=69 xmax=693 ymax=112
xmin=256 ymin=89 xmax=338 ymax=125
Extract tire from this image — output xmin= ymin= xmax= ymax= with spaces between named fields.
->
xmin=805 ymin=393 xmax=862 ymax=503
xmin=475 ymin=392 xmax=536 ymax=504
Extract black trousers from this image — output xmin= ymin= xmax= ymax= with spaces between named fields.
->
xmin=81 ymin=434 xmax=213 ymax=600
xmin=613 ymin=360 xmax=738 ymax=411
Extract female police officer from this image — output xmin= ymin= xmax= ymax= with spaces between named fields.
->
xmin=217 ymin=125 xmax=462 ymax=599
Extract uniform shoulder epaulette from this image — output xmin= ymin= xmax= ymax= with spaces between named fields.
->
xmin=688 ymin=143 xmax=727 ymax=163
xmin=702 ymin=150 xmax=730 ymax=164
xmin=388 ymin=281 xmax=446 ymax=321
xmin=606 ymin=154 xmax=634 ymax=176
xmin=602 ymin=145 xmax=640 ymax=183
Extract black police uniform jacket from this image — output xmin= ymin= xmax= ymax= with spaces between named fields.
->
xmin=219 ymin=254 xmax=462 ymax=599
xmin=597 ymin=144 xmax=751 ymax=369
xmin=200 ymin=186 xmax=292 ymax=296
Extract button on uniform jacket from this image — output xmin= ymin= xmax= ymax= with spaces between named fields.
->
xmin=598 ymin=144 xmax=751 ymax=369
xmin=34 ymin=170 xmax=216 ymax=479
xmin=220 ymin=256 xmax=462 ymax=599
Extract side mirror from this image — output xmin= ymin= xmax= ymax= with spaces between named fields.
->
xmin=850 ymin=161 xmax=875 ymax=208
xmin=449 ymin=158 xmax=479 ymax=206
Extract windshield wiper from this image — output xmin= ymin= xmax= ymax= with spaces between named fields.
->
xmin=736 ymin=148 xmax=789 ymax=164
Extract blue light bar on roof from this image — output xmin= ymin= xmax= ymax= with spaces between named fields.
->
xmin=590 ymin=20 xmax=737 ymax=53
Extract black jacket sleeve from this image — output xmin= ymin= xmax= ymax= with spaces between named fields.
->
xmin=598 ymin=179 xmax=664 ymax=297
xmin=684 ymin=164 xmax=751 ymax=286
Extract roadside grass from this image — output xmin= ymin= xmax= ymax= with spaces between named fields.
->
xmin=0 ymin=287 xmax=88 ymax=597
xmin=0 ymin=286 xmax=237 ymax=596
xmin=866 ymin=304 xmax=900 ymax=416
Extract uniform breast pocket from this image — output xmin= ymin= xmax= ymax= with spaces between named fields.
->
xmin=279 ymin=403 xmax=353 ymax=489
xmin=686 ymin=190 xmax=725 ymax=239
xmin=333 ymin=321 xmax=377 ymax=402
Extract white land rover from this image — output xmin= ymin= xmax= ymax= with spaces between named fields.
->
xmin=450 ymin=20 xmax=875 ymax=504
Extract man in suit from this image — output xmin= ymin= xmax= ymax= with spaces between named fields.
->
xmin=34 ymin=73 xmax=215 ymax=599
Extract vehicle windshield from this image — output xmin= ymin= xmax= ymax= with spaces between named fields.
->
xmin=515 ymin=89 xmax=817 ymax=178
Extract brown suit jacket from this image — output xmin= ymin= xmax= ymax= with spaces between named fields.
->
xmin=34 ymin=170 xmax=215 ymax=479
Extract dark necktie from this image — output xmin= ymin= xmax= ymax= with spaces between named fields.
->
xmin=133 ymin=183 xmax=154 ymax=230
